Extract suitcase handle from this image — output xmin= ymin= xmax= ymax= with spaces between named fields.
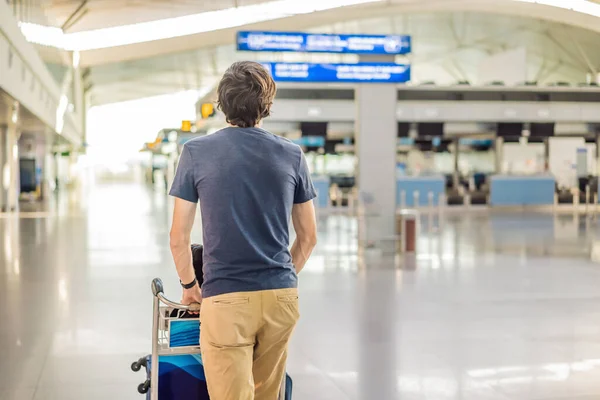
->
xmin=151 ymin=278 xmax=201 ymax=311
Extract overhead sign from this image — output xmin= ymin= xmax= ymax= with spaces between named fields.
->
xmin=237 ymin=31 xmax=411 ymax=55
xmin=261 ymin=62 xmax=411 ymax=84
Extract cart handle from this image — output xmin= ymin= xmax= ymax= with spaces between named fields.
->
xmin=151 ymin=278 xmax=201 ymax=312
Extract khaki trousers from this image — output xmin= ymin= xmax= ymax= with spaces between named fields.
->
xmin=200 ymin=288 xmax=299 ymax=400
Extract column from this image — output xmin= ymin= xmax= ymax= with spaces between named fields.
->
xmin=596 ymin=132 xmax=600 ymax=204
xmin=544 ymin=137 xmax=550 ymax=172
xmin=595 ymin=132 xmax=600 ymax=175
xmin=355 ymin=82 xmax=397 ymax=251
xmin=495 ymin=136 xmax=504 ymax=173
xmin=453 ymin=137 xmax=460 ymax=188
xmin=72 ymin=51 xmax=85 ymax=136
xmin=0 ymin=124 xmax=20 ymax=212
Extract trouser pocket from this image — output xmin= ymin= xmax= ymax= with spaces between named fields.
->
xmin=274 ymin=289 xmax=300 ymax=322
xmin=200 ymin=292 xmax=256 ymax=347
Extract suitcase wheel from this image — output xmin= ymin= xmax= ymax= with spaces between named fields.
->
xmin=137 ymin=380 xmax=150 ymax=394
xmin=131 ymin=357 xmax=147 ymax=372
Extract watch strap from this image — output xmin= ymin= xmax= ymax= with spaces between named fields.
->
xmin=180 ymin=278 xmax=197 ymax=289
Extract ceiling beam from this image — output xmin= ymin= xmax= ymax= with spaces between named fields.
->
xmin=61 ymin=0 xmax=88 ymax=32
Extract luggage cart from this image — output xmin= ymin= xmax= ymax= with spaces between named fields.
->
xmin=131 ymin=278 xmax=290 ymax=400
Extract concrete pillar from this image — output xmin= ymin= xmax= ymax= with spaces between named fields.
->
xmin=0 ymin=124 xmax=20 ymax=212
xmin=544 ymin=137 xmax=550 ymax=172
xmin=355 ymin=82 xmax=397 ymax=251
xmin=453 ymin=137 xmax=460 ymax=188
xmin=495 ymin=136 xmax=504 ymax=173
xmin=595 ymin=132 xmax=600 ymax=176
xmin=72 ymin=52 xmax=86 ymax=138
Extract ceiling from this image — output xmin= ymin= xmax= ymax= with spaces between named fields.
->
xmin=82 ymin=11 xmax=600 ymax=106
xmin=25 ymin=0 xmax=274 ymax=31
xmin=11 ymin=0 xmax=600 ymax=106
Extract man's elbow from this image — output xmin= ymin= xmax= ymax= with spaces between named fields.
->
xmin=169 ymin=230 xmax=189 ymax=251
xmin=300 ymin=232 xmax=318 ymax=249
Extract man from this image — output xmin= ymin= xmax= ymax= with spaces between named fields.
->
xmin=169 ymin=61 xmax=318 ymax=400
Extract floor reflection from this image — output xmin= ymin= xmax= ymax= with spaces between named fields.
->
xmin=1 ymin=183 xmax=600 ymax=399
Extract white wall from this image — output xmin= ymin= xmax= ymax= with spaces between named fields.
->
xmin=549 ymin=137 xmax=585 ymax=188
xmin=502 ymin=142 xmax=545 ymax=174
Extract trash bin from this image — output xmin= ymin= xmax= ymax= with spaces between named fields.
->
xmin=396 ymin=209 xmax=418 ymax=253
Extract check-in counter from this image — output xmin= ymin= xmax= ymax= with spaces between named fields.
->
xmin=490 ymin=175 xmax=555 ymax=206
xmin=312 ymin=175 xmax=330 ymax=209
xmin=396 ymin=175 xmax=445 ymax=207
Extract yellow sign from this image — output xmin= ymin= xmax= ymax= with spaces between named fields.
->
xmin=201 ymin=103 xmax=215 ymax=119
xmin=181 ymin=120 xmax=192 ymax=132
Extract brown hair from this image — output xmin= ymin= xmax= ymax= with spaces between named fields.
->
xmin=217 ymin=61 xmax=277 ymax=128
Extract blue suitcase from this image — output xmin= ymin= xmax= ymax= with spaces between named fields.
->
xmin=131 ymin=278 xmax=292 ymax=399
xmin=137 ymin=354 xmax=292 ymax=400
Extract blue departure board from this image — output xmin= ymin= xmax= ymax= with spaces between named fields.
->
xmin=237 ymin=31 xmax=411 ymax=55
xmin=261 ymin=62 xmax=411 ymax=84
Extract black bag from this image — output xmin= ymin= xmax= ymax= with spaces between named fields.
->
xmin=170 ymin=244 xmax=204 ymax=319
xmin=191 ymin=243 xmax=204 ymax=287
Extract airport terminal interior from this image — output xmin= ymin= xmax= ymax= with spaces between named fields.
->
xmin=3 ymin=0 xmax=600 ymax=399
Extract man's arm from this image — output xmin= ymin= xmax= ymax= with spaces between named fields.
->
xmin=290 ymin=200 xmax=317 ymax=274
xmin=170 ymin=197 xmax=202 ymax=304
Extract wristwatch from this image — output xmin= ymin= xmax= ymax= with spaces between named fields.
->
xmin=180 ymin=278 xmax=197 ymax=289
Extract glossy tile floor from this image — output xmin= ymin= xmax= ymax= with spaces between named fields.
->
xmin=2 ymin=183 xmax=600 ymax=400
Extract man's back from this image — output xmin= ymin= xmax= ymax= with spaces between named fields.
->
xmin=169 ymin=61 xmax=317 ymax=400
xmin=170 ymin=126 xmax=315 ymax=298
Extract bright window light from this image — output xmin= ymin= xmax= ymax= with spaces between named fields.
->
xmin=19 ymin=0 xmax=383 ymax=51
xmin=86 ymin=89 xmax=202 ymax=168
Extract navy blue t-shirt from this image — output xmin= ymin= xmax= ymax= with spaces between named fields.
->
xmin=169 ymin=127 xmax=317 ymax=298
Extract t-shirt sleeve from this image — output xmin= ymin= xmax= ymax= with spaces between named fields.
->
xmin=294 ymin=150 xmax=317 ymax=204
xmin=169 ymin=145 xmax=199 ymax=203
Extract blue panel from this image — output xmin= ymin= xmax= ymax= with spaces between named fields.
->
xmin=169 ymin=320 xmax=199 ymax=347
xmin=261 ymin=62 xmax=411 ymax=84
xmin=312 ymin=176 xmax=330 ymax=208
xmin=398 ymin=138 xmax=414 ymax=146
xmin=396 ymin=176 xmax=446 ymax=207
xmin=237 ymin=31 xmax=411 ymax=54
xmin=490 ymin=175 xmax=555 ymax=206
xmin=291 ymin=136 xmax=325 ymax=147
xmin=146 ymin=354 xmax=209 ymax=400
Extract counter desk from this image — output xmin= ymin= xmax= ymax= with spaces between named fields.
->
xmin=490 ymin=175 xmax=555 ymax=206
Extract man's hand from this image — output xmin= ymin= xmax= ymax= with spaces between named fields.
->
xmin=181 ymin=284 xmax=202 ymax=311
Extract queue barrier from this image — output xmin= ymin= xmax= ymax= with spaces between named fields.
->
xmin=397 ymin=176 xmax=445 ymax=207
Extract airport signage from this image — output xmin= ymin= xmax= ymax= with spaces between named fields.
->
xmin=237 ymin=31 xmax=411 ymax=55
xmin=261 ymin=62 xmax=411 ymax=84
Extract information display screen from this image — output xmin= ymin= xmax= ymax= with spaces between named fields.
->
xmin=261 ymin=62 xmax=411 ymax=83
xmin=292 ymin=136 xmax=325 ymax=147
xmin=237 ymin=31 xmax=411 ymax=54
